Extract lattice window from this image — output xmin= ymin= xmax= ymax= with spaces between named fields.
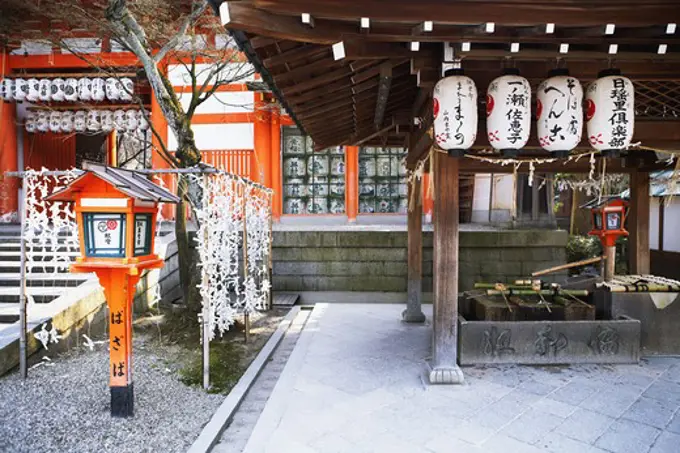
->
xmin=281 ymin=126 xmax=345 ymax=215
xmin=633 ymin=80 xmax=680 ymax=119
xmin=358 ymin=147 xmax=408 ymax=214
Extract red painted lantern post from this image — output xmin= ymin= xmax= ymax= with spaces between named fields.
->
xmin=588 ymin=198 xmax=629 ymax=281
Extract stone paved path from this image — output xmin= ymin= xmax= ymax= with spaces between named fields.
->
xmin=241 ymin=304 xmax=680 ymax=453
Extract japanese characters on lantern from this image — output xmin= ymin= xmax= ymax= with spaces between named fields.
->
xmin=487 ymin=69 xmax=531 ymax=157
xmin=537 ymin=69 xmax=583 ymax=157
xmin=586 ymin=69 xmax=635 ymax=157
xmin=433 ymin=68 xmax=478 ymax=156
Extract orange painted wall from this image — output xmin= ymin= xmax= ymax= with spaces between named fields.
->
xmin=0 ymin=48 xmax=18 ymax=217
xmin=24 ymin=133 xmax=76 ymax=170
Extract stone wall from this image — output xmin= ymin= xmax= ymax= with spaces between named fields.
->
xmin=272 ymin=230 xmax=568 ymax=296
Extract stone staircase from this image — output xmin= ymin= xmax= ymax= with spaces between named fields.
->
xmin=0 ymin=224 xmax=106 ymax=375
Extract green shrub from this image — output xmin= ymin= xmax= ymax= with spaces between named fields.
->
xmin=566 ymin=235 xmax=602 ymax=263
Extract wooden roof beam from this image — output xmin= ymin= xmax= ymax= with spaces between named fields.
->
xmin=262 ymin=44 xmax=327 ymax=68
xmin=281 ymin=66 xmax=352 ymax=96
xmin=374 ymin=62 xmax=392 ymax=129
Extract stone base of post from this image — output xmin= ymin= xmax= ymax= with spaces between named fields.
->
xmin=111 ymin=384 xmax=134 ymax=417
xmin=402 ymin=308 xmax=426 ymax=323
xmin=428 ymin=364 xmax=465 ymax=385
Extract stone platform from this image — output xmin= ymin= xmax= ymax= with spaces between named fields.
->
xmin=240 ymin=303 xmax=680 ymax=453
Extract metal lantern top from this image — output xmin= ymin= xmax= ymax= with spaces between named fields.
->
xmin=585 ymin=196 xmax=629 ymax=247
xmin=45 ymin=161 xmax=179 ymax=271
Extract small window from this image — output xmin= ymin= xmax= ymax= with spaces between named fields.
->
xmin=83 ymin=213 xmax=126 ymax=257
xmin=133 ymin=214 xmax=152 ymax=256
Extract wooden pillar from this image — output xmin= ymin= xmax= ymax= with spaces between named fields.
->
xmin=0 ymin=48 xmax=19 ymax=219
xmin=430 ymin=151 xmax=464 ymax=384
xmin=403 ymin=176 xmax=426 ymax=323
xmin=254 ymin=93 xmax=272 ymax=186
xmin=629 ymin=171 xmax=651 ymax=275
xmin=270 ymin=108 xmax=282 ymax=221
xmin=345 ymin=146 xmax=359 ymax=222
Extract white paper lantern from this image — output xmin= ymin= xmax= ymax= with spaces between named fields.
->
xmin=74 ymin=110 xmax=87 ymax=132
xmin=105 ymin=77 xmax=120 ymax=100
xmin=36 ymin=111 xmax=49 ymax=133
xmin=91 ymin=78 xmax=106 ymax=101
xmin=125 ymin=110 xmax=138 ymax=131
xmin=38 ymin=79 xmax=52 ymax=101
xmin=536 ymin=69 xmax=584 ymax=157
xmin=26 ymin=78 xmax=40 ymax=102
xmin=119 ymin=78 xmax=134 ymax=101
xmin=585 ymin=69 xmax=635 ymax=157
xmin=101 ymin=110 xmax=114 ymax=132
xmin=433 ymin=68 xmax=478 ymax=156
xmin=87 ymin=110 xmax=101 ymax=132
xmin=25 ymin=111 xmax=37 ymax=133
xmin=61 ymin=111 xmax=74 ymax=132
xmin=14 ymin=78 xmax=27 ymax=102
xmin=486 ymin=69 xmax=531 ymax=157
xmin=113 ymin=110 xmax=127 ymax=132
xmin=49 ymin=111 xmax=62 ymax=133
xmin=50 ymin=78 xmax=65 ymax=102
xmin=78 ymin=78 xmax=92 ymax=101
xmin=1 ymin=78 xmax=14 ymax=102
xmin=137 ymin=110 xmax=149 ymax=130
xmin=64 ymin=78 xmax=78 ymax=102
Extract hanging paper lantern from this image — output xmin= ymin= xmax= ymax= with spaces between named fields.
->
xmin=125 ymin=110 xmax=138 ymax=131
xmin=119 ymin=78 xmax=134 ymax=101
xmin=61 ymin=111 xmax=74 ymax=133
xmin=87 ymin=110 xmax=101 ymax=132
xmin=49 ymin=111 xmax=62 ymax=133
xmin=536 ymin=69 xmax=584 ymax=158
xmin=105 ymin=77 xmax=120 ymax=101
xmin=64 ymin=78 xmax=78 ymax=102
xmin=585 ymin=69 xmax=635 ymax=158
xmin=25 ymin=111 xmax=37 ymax=133
xmin=50 ymin=78 xmax=65 ymax=102
xmin=38 ymin=79 xmax=52 ymax=102
xmin=1 ymin=78 xmax=14 ymax=102
xmin=486 ymin=68 xmax=531 ymax=157
xmin=101 ymin=110 xmax=114 ymax=132
xmin=26 ymin=78 xmax=40 ymax=102
xmin=433 ymin=68 xmax=478 ymax=156
xmin=78 ymin=78 xmax=92 ymax=101
xmin=74 ymin=110 xmax=87 ymax=132
xmin=114 ymin=110 xmax=127 ymax=132
xmin=137 ymin=110 xmax=149 ymax=131
xmin=91 ymin=78 xmax=106 ymax=102
xmin=36 ymin=111 xmax=49 ymax=133
xmin=14 ymin=78 xmax=28 ymax=102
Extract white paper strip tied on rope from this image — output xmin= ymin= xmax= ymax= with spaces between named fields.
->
xmin=433 ymin=68 xmax=478 ymax=157
xmin=586 ymin=68 xmax=635 ymax=158
xmin=537 ymin=68 xmax=583 ymax=158
xmin=38 ymin=79 xmax=52 ymax=102
xmin=487 ymin=68 xmax=531 ymax=158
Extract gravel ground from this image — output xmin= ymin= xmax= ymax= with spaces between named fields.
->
xmin=0 ymin=334 xmax=224 ymax=453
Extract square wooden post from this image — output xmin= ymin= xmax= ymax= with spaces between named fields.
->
xmin=629 ymin=171 xmax=650 ymax=275
xmin=429 ymin=152 xmax=464 ymax=384
xmin=403 ymin=176 xmax=426 ymax=323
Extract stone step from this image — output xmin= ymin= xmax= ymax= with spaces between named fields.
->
xmin=0 ymin=273 xmax=90 ymax=288
xmin=0 ymin=293 xmax=60 ymax=304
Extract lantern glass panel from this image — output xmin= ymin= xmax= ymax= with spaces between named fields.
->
xmin=593 ymin=212 xmax=603 ymax=230
xmin=83 ymin=213 xmax=126 ymax=257
xmin=606 ymin=211 xmax=622 ymax=230
xmin=133 ymin=214 xmax=153 ymax=256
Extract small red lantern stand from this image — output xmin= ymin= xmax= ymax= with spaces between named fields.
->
xmin=587 ymin=197 xmax=629 ymax=281
xmin=46 ymin=162 xmax=178 ymax=417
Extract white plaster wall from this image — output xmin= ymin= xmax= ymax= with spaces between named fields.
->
xmin=663 ymin=198 xmax=680 ymax=253
xmin=167 ymin=123 xmax=254 ymax=151
xmin=168 ymin=63 xmax=255 ymax=86
xmin=177 ymin=91 xmax=254 ymax=114
xmin=650 ymin=197 xmax=660 ymax=250
xmin=471 ymin=174 xmax=514 ymax=223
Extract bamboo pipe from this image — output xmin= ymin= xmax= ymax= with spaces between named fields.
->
xmin=485 ymin=289 xmax=589 ymax=297
xmin=531 ymin=255 xmax=605 ymax=277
